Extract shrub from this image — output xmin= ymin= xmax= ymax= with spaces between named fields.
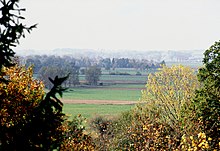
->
xmin=89 ymin=115 xmax=113 ymax=150
xmin=60 ymin=115 xmax=95 ymax=150
xmin=109 ymin=108 xmax=181 ymax=150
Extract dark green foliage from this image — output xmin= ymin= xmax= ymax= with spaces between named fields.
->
xmin=0 ymin=0 xmax=36 ymax=70
xmin=26 ymin=75 xmax=68 ymax=150
xmin=193 ymin=40 xmax=220 ymax=148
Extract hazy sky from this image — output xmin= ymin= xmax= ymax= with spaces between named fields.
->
xmin=16 ymin=0 xmax=220 ymax=51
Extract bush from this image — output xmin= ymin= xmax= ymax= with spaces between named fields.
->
xmin=89 ymin=115 xmax=113 ymax=150
xmin=107 ymin=109 xmax=181 ymax=150
xmin=60 ymin=115 xmax=95 ymax=150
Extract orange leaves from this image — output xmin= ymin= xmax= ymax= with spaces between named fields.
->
xmin=0 ymin=65 xmax=44 ymax=127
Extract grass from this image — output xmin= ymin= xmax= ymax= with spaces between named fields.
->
xmin=63 ymin=104 xmax=135 ymax=119
xmin=62 ymin=87 xmax=142 ymax=101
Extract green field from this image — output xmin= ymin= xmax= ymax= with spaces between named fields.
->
xmin=62 ymin=87 xmax=143 ymax=101
xmin=107 ymin=83 xmax=145 ymax=88
xmin=63 ymin=70 xmax=148 ymax=119
xmin=63 ymin=104 xmax=135 ymax=119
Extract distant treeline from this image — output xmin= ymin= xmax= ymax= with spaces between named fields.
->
xmin=19 ymin=55 xmax=165 ymax=88
xmin=22 ymin=55 xmax=165 ymax=74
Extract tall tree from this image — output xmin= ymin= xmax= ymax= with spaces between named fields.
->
xmin=0 ymin=1 xmax=70 ymax=150
xmin=193 ymin=41 xmax=220 ymax=147
xmin=140 ymin=65 xmax=200 ymax=134
xmin=85 ymin=66 xmax=102 ymax=85
xmin=0 ymin=0 xmax=36 ymax=71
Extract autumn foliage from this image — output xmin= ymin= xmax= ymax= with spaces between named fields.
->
xmin=0 ymin=66 xmax=44 ymax=129
xmin=0 ymin=66 xmax=44 ymax=125
xmin=0 ymin=1 xmax=219 ymax=150
xmin=0 ymin=65 xmax=95 ymax=150
xmin=140 ymin=65 xmax=200 ymax=134
xmin=90 ymin=64 xmax=219 ymax=150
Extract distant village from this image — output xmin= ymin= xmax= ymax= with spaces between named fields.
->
xmin=16 ymin=48 xmax=203 ymax=64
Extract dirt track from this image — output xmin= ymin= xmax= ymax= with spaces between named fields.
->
xmin=61 ymin=99 xmax=137 ymax=105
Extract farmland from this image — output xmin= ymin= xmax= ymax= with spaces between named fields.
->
xmin=63 ymin=104 xmax=134 ymax=119
xmin=63 ymin=87 xmax=142 ymax=101
xmin=62 ymin=64 xmax=201 ymax=119
xmin=62 ymin=68 xmax=148 ymax=119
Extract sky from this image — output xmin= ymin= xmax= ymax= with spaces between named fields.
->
xmin=16 ymin=0 xmax=220 ymax=51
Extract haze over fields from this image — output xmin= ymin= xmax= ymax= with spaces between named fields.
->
xmin=17 ymin=48 xmax=203 ymax=64
xmin=15 ymin=0 xmax=220 ymax=54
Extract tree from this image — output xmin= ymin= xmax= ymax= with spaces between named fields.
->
xmin=193 ymin=41 xmax=220 ymax=147
xmin=0 ymin=0 xmax=36 ymax=72
xmin=101 ymin=58 xmax=111 ymax=70
xmin=0 ymin=1 xmax=70 ymax=150
xmin=140 ymin=65 xmax=200 ymax=133
xmin=38 ymin=64 xmax=79 ymax=89
xmin=85 ymin=66 xmax=102 ymax=85
xmin=64 ymin=63 xmax=80 ymax=87
xmin=25 ymin=58 xmax=42 ymax=73
xmin=0 ymin=65 xmax=69 ymax=150
xmin=38 ymin=66 xmax=65 ymax=89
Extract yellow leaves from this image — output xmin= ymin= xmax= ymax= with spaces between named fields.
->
xmin=140 ymin=65 xmax=200 ymax=128
xmin=198 ymin=132 xmax=206 ymax=139
xmin=180 ymin=132 xmax=212 ymax=150
xmin=0 ymin=65 xmax=45 ymax=126
xmin=143 ymin=125 xmax=147 ymax=131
